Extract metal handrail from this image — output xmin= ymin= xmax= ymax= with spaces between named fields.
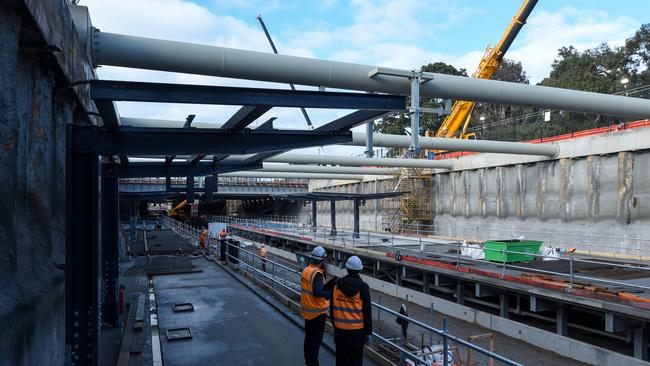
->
xmin=223 ymin=217 xmax=650 ymax=294
xmin=163 ymin=216 xmax=521 ymax=366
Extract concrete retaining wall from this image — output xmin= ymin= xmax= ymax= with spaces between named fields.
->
xmin=0 ymin=2 xmax=92 ymax=365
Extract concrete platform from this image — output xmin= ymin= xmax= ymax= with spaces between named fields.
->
xmin=154 ymin=258 xmax=339 ymax=365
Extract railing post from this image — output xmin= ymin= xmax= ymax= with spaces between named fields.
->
xmin=569 ymin=253 xmax=574 ymax=289
xmin=501 ymin=248 xmax=506 ymax=279
xmin=442 ymin=317 xmax=449 ymax=366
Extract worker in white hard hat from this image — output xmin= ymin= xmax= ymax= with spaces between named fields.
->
xmin=259 ymin=244 xmax=269 ymax=272
xmin=300 ymin=246 xmax=335 ymax=366
xmin=331 ymin=256 xmax=372 ymax=366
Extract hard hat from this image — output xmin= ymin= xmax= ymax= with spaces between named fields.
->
xmin=311 ymin=246 xmax=327 ymax=261
xmin=345 ymin=256 xmax=363 ymax=271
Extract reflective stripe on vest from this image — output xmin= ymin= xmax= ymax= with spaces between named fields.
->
xmin=332 ymin=285 xmax=364 ymax=330
xmin=300 ymin=264 xmax=329 ymax=319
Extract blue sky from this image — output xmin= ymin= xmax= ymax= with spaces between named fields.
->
xmin=82 ymin=0 xmax=649 ymax=156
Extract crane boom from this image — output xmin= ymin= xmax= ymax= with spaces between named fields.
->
xmin=433 ymin=0 xmax=538 ymax=140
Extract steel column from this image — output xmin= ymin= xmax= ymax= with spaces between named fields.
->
xmin=330 ymin=200 xmax=337 ymax=236
xmin=500 ymin=294 xmax=510 ymax=318
xmin=65 ymin=125 xmax=100 ymax=366
xmin=365 ymin=121 xmax=374 ymax=158
xmin=353 ymin=198 xmax=361 ymax=238
xmin=205 ymin=175 xmax=215 ymax=203
xmin=129 ymin=201 xmax=137 ymax=242
xmin=556 ymin=306 xmax=568 ymax=336
xmin=100 ymin=163 xmax=119 ymax=326
xmin=410 ymin=77 xmax=420 ymax=156
xmin=311 ymin=201 xmax=317 ymax=232
xmin=186 ymin=176 xmax=194 ymax=204
xmin=634 ymin=327 xmax=649 ymax=360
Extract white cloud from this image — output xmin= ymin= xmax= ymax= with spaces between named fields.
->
xmin=500 ymin=7 xmax=639 ymax=83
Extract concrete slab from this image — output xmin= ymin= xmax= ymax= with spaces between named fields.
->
xmin=154 ymin=259 xmax=337 ymax=366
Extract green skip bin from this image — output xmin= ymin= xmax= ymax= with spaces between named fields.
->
xmin=483 ymin=240 xmax=543 ymax=263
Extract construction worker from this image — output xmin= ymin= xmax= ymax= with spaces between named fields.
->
xmin=199 ymin=228 xmax=208 ymax=250
xmin=301 ymin=246 xmax=333 ymax=366
xmin=260 ymin=244 xmax=269 ymax=272
xmin=218 ymin=228 xmax=228 ymax=262
xmin=332 ymin=256 xmax=372 ymax=366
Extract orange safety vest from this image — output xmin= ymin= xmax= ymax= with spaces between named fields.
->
xmin=332 ymin=285 xmax=364 ymax=330
xmin=300 ymin=264 xmax=330 ymax=319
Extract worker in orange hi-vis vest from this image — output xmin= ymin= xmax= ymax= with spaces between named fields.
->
xmin=199 ymin=228 xmax=208 ymax=250
xmin=300 ymin=246 xmax=335 ymax=366
xmin=331 ymin=256 xmax=372 ymax=366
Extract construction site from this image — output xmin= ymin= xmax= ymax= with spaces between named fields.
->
xmin=3 ymin=0 xmax=650 ymax=365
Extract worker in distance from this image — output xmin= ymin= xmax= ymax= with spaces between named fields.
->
xmin=300 ymin=246 xmax=336 ymax=366
xmin=331 ymin=256 xmax=372 ymax=366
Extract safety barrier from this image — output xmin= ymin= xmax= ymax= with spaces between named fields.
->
xmin=220 ymin=217 xmax=650 ymax=303
xmin=163 ymin=216 xmax=522 ymax=366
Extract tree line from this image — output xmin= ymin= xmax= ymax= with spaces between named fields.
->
xmin=374 ymin=24 xmax=650 ymax=142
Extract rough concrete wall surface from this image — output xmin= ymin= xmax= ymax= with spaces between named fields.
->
xmin=0 ymin=6 xmax=67 ymax=365
xmin=432 ymin=151 xmax=650 ymax=257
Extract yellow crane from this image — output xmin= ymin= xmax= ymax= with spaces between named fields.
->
xmin=430 ymin=0 xmax=538 ymax=141
xmin=168 ymin=199 xmax=188 ymax=218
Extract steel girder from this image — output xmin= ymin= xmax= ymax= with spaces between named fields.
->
xmin=116 ymin=162 xmax=262 ymax=178
xmin=89 ymin=80 xmax=406 ymax=110
xmin=72 ymin=125 xmax=352 ymax=155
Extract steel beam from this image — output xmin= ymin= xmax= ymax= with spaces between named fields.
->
xmin=260 ymin=163 xmax=397 ymax=175
xmin=72 ymin=126 xmax=352 ymax=155
xmin=93 ymin=30 xmax=650 ymax=118
xmin=350 ymin=132 xmax=559 ymax=156
xmin=116 ymin=162 xmax=262 ymax=178
xmin=65 ymin=125 xmax=100 ymax=366
xmin=221 ymin=171 xmax=364 ymax=180
xmin=315 ymin=110 xmax=387 ymax=132
xmin=222 ymin=105 xmax=272 ymax=131
xmin=89 ymin=79 xmax=405 ymax=110
xmin=100 ymin=163 xmax=119 ymax=326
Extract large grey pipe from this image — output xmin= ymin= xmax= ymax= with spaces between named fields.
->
xmin=220 ymin=171 xmax=363 ymax=180
xmin=263 ymin=153 xmax=454 ymax=169
xmin=350 ymin=132 xmax=558 ymax=156
xmin=93 ymin=30 xmax=650 ymax=118
xmin=261 ymin=163 xmax=397 ymax=175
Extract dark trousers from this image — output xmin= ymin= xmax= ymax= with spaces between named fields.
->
xmin=304 ymin=314 xmax=326 ymax=366
xmin=335 ymin=344 xmax=364 ymax=366
xmin=219 ymin=240 xmax=227 ymax=261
